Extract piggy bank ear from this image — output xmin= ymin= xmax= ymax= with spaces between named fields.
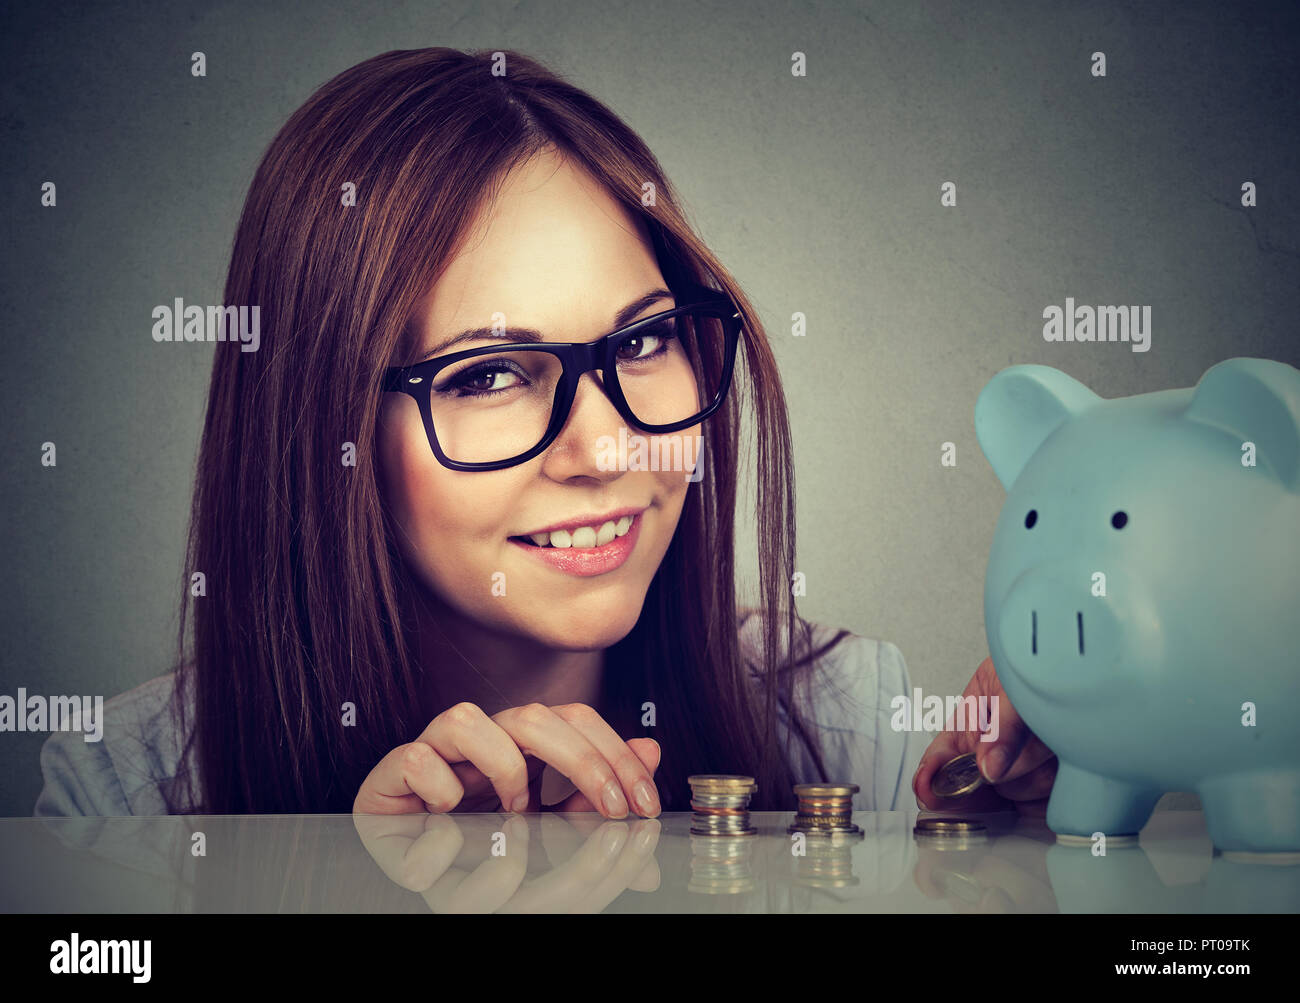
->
xmin=975 ymin=365 xmax=1100 ymax=490
xmin=1184 ymin=358 xmax=1300 ymax=491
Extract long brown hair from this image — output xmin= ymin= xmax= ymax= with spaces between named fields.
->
xmin=171 ymin=47 xmax=843 ymax=813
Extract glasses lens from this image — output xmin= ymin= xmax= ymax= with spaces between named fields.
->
xmin=425 ymin=309 xmax=731 ymax=465
xmin=615 ymin=309 xmax=729 ymax=428
xmin=427 ymin=349 xmax=563 ymax=464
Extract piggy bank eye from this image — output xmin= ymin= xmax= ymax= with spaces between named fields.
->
xmin=1111 ymin=511 xmax=1128 ymax=529
xmin=1024 ymin=509 xmax=1038 ymax=529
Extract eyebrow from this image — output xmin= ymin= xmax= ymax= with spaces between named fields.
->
xmin=414 ymin=288 xmax=676 ymax=363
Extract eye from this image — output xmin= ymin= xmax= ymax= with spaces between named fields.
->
xmin=615 ymin=320 xmax=676 ymax=363
xmin=435 ymin=361 xmax=526 ymax=397
xmin=1024 ymin=509 xmax=1037 ymax=529
xmin=1111 ymin=511 xmax=1128 ymax=529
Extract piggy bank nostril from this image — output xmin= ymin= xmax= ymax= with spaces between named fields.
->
xmin=1077 ymin=611 xmax=1085 ymax=655
xmin=1031 ymin=609 xmax=1037 ymax=655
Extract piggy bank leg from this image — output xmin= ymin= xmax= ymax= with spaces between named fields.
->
xmin=1198 ymin=771 xmax=1300 ymax=854
xmin=1047 ymin=761 xmax=1161 ymax=840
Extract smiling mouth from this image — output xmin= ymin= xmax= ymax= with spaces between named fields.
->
xmin=510 ymin=515 xmax=637 ymax=549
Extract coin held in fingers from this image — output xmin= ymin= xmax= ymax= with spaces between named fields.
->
xmin=931 ymin=752 xmax=985 ymax=799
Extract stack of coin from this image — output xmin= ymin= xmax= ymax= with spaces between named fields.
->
xmin=688 ymin=775 xmax=757 ymax=836
xmin=930 ymin=752 xmax=985 ymax=800
xmin=788 ymin=783 xmax=863 ymax=838
xmin=912 ymin=817 xmax=987 ymax=850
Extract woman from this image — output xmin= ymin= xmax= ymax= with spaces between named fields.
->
xmin=34 ymin=48 xmax=1056 ymax=818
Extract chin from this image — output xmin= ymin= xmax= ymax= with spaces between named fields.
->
xmin=522 ymin=598 xmax=644 ymax=652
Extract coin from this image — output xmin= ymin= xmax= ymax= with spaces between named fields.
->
xmin=913 ymin=817 xmax=988 ymax=847
xmin=689 ymin=775 xmax=757 ymax=836
xmin=688 ymin=774 xmax=758 ymax=792
xmin=931 ymin=752 xmax=985 ymax=798
xmin=914 ymin=818 xmax=986 ymax=833
xmin=789 ymin=782 xmax=862 ymax=837
xmin=792 ymin=783 xmax=859 ymax=798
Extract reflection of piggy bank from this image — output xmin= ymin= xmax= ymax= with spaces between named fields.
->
xmin=975 ymin=358 xmax=1300 ymax=853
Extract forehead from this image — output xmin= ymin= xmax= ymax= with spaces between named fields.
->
xmin=418 ymin=150 xmax=661 ymax=339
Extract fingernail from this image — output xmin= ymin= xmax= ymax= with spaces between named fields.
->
xmin=982 ymin=748 xmax=1008 ymax=783
xmin=510 ymin=793 xmax=530 ymax=813
xmin=635 ymin=823 xmax=658 ymax=852
xmin=632 ymin=779 xmax=659 ymax=816
xmin=602 ymin=781 xmax=628 ymax=817
xmin=602 ymin=823 xmax=627 ymax=857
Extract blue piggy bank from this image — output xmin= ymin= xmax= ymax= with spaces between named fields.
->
xmin=975 ymin=358 xmax=1300 ymax=854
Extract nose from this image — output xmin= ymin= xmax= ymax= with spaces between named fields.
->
xmin=996 ymin=564 xmax=1127 ymax=696
xmin=538 ymin=370 xmax=626 ymax=478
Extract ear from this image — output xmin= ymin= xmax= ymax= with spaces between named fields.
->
xmin=975 ymin=365 xmax=1101 ymax=490
xmin=1183 ymin=357 xmax=1300 ymax=491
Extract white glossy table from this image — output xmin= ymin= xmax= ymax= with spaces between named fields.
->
xmin=2 ymin=809 xmax=1296 ymax=913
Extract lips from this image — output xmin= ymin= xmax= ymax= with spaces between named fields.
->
xmin=508 ymin=512 xmax=643 ymax=577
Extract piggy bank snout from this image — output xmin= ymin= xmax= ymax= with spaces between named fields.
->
xmin=995 ymin=565 xmax=1134 ymax=696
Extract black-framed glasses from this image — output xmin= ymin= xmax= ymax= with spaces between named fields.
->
xmin=382 ymin=282 xmax=742 ymax=471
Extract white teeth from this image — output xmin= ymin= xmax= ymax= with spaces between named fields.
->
xmin=522 ymin=514 xmax=637 ymax=548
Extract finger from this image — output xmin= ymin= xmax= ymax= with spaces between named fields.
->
xmin=500 ymin=822 xmax=632 ymax=913
xmin=491 ymin=704 xmax=630 ymax=819
xmin=354 ymin=741 xmax=466 ymax=814
xmin=627 ymin=854 xmax=661 ymax=893
xmin=458 ymin=737 xmax=661 ymax=813
xmin=969 ymin=657 xmax=1054 ymax=785
xmin=628 ymin=737 xmax=661 ymax=773
xmin=548 ymin=738 xmax=660 ymax=814
xmin=569 ymin=819 xmax=662 ymax=912
xmin=912 ymin=730 xmax=966 ymax=811
xmin=550 ymin=705 xmax=661 ymax=816
xmin=361 ymin=812 xmax=465 ymax=892
xmin=449 ymin=756 xmax=547 ymax=812
xmin=422 ymin=814 xmax=530 ymax=913
xmin=992 ymin=757 xmax=1058 ymax=802
xmin=417 ymin=703 xmax=532 ymax=813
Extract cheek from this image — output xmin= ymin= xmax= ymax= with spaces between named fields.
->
xmin=377 ymin=399 xmax=507 ymax=587
xmin=650 ymin=428 xmax=701 ymax=511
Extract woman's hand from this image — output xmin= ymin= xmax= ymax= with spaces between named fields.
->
xmin=353 ymin=701 xmax=662 ymax=819
xmin=911 ymin=656 xmax=1058 ymax=815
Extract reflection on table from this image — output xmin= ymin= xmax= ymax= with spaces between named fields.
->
xmin=2 ymin=810 xmax=1296 ymax=913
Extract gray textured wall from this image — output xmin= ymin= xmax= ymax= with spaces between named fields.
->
xmin=2 ymin=0 xmax=1297 ymax=815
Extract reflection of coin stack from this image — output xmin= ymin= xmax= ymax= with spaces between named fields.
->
xmin=788 ymin=783 xmax=863 ymax=839
xmin=688 ymin=775 xmax=757 ymax=836
xmin=792 ymin=837 xmax=860 ymax=889
xmin=688 ymin=832 xmax=756 ymax=894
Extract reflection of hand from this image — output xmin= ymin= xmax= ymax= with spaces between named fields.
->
xmin=352 ymin=812 xmax=662 ymax=913
xmin=912 ymin=657 xmax=1057 ymax=815
xmin=912 ymin=833 xmax=1059 ymax=914
xmin=352 ymin=701 xmax=662 ymax=819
